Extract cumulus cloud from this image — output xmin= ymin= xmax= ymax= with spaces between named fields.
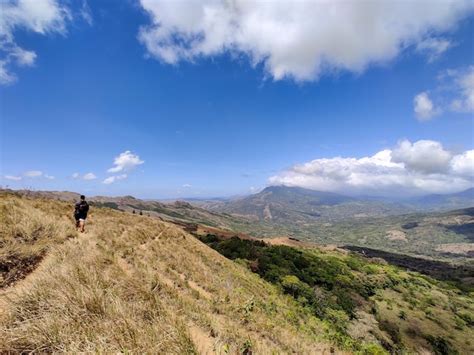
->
xmin=20 ymin=170 xmax=54 ymax=179
xmin=4 ymin=175 xmax=22 ymax=181
xmin=138 ymin=0 xmax=473 ymax=81
xmin=182 ymin=184 xmax=192 ymax=188
xmin=103 ymin=174 xmax=127 ymax=185
xmin=107 ymin=151 xmax=144 ymax=173
xmin=416 ymin=66 xmax=474 ymax=118
xmin=73 ymin=172 xmax=97 ymax=180
xmin=391 ymin=140 xmax=452 ymax=174
xmin=83 ymin=172 xmax=97 ymax=180
xmin=413 ymin=92 xmax=438 ymax=121
xmin=451 ymin=150 xmax=474 ymax=177
xmin=24 ymin=170 xmax=43 ymax=177
xmin=269 ymin=140 xmax=473 ymax=196
xmin=0 ymin=0 xmax=71 ymax=84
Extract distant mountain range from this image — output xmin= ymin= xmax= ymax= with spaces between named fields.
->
xmin=409 ymin=187 xmax=474 ymax=209
xmin=207 ymin=185 xmax=474 ymax=222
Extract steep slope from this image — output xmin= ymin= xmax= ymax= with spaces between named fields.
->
xmin=0 ymin=192 xmax=336 ymax=353
xmin=197 ymin=234 xmax=474 ymax=354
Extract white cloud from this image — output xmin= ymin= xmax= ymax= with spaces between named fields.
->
xmin=103 ymin=174 xmax=127 ymax=185
xmin=269 ymin=140 xmax=473 ymax=196
xmin=22 ymin=170 xmax=55 ymax=179
xmin=416 ymin=37 xmax=452 ymax=62
xmin=417 ymin=66 xmax=474 ymax=118
xmin=182 ymin=183 xmax=192 ymax=188
xmin=72 ymin=172 xmax=96 ymax=180
xmin=0 ymin=0 xmax=70 ymax=84
xmin=391 ymin=140 xmax=452 ymax=174
xmin=138 ymin=0 xmax=473 ymax=81
xmin=450 ymin=66 xmax=474 ymax=113
xmin=107 ymin=150 xmax=144 ymax=173
xmin=451 ymin=150 xmax=474 ymax=177
xmin=83 ymin=172 xmax=97 ymax=180
xmin=80 ymin=0 xmax=93 ymax=26
xmin=24 ymin=170 xmax=43 ymax=177
xmin=413 ymin=92 xmax=438 ymax=121
xmin=4 ymin=175 xmax=22 ymax=181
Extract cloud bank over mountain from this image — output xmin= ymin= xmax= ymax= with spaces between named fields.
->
xmin=138 ymin=0 xmax=473 ymax=81
xmin=269 ymin=140 xmax=474 ymax=196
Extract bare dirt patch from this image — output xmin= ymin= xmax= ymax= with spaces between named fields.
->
xmin=189 ymin=324 xmax=216 ymax=354
xmin=436 ymin=243 xmax=474 ymax=256
xmin=0 ymin=253 xmax=45 ymax=288
xmin=386 ymin=230 xmax=407 ymax=242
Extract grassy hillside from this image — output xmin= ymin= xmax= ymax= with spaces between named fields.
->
xmin=0 ymin=192 xmax=340 ymax=353
xmin=1 ymin=192 xmax=473 ymax=354
xmin=4 ymin=189 xmax=472 ymax=264
xmin=197 ymin=234 xmax=474 ymax=354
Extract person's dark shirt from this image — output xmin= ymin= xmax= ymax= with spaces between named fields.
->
xmin=74 ymin=200 xmax=89 ymax=219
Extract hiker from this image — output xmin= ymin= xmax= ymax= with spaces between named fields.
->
xmin=74 ymin=195 xmax=89 ymax=233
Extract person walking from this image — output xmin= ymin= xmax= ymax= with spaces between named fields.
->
xmin=74 ymin=195 xmax=89 ymax=233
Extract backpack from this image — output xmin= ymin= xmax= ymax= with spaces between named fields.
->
xmin=75 ymin=201 xmax=89 ymax=216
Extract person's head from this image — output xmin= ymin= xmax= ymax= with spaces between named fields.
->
xmin=80 ymin=195 xmax=85 ymax=201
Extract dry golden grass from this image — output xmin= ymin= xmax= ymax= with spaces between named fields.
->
xmin=0 ymin=193 xmax=337 ymax=353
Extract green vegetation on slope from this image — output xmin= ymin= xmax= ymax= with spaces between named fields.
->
xmin=197 ymin=234 xmax=474 ymax=354
xmin=215 ymin=206 xmax=474 ymax=264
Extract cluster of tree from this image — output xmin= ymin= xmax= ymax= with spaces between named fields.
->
xmin=198 ymin=234 xmax=463 ymax=353
xmin=198 ymin=235 xmax=391 ymax=319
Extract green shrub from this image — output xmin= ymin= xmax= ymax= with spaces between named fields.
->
xmin=426 ymin=335 xmax=458 ymax=355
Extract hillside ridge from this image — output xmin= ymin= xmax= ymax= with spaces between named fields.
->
xmin=0 ymin=192 xmax=337 ymax=353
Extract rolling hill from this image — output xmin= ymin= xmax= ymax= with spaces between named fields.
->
xmin=1 ymin=191 xmax=473 ymax=354
xmin=208 ymin=186 xmax=410 ymax=222
xmin=409 ymin=188 xmax=474 ymax=210
xmin=209 ymin=186 xmax=474 ymax=223
xmin=0 ymin=191 xmax=334 ymax=353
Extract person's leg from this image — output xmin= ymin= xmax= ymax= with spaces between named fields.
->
xmin=75 ymin=219 xmax=80 ymax=230
xmin=79 ymin=219 xmax=85 ymax=233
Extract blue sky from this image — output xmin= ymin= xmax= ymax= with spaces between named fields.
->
xmin=1 ymin=0 xmax=473 ymax=198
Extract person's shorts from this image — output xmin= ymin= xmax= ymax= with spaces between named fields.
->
xmin=75 ymin=215 xmax=86 ymax=222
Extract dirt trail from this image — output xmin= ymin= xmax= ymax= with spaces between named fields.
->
xmin=189 ymin=324 xmax=216 ymax=355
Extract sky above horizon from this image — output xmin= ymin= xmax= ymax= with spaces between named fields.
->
xmin=1 ymin=0 xmax=473 ymax=199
